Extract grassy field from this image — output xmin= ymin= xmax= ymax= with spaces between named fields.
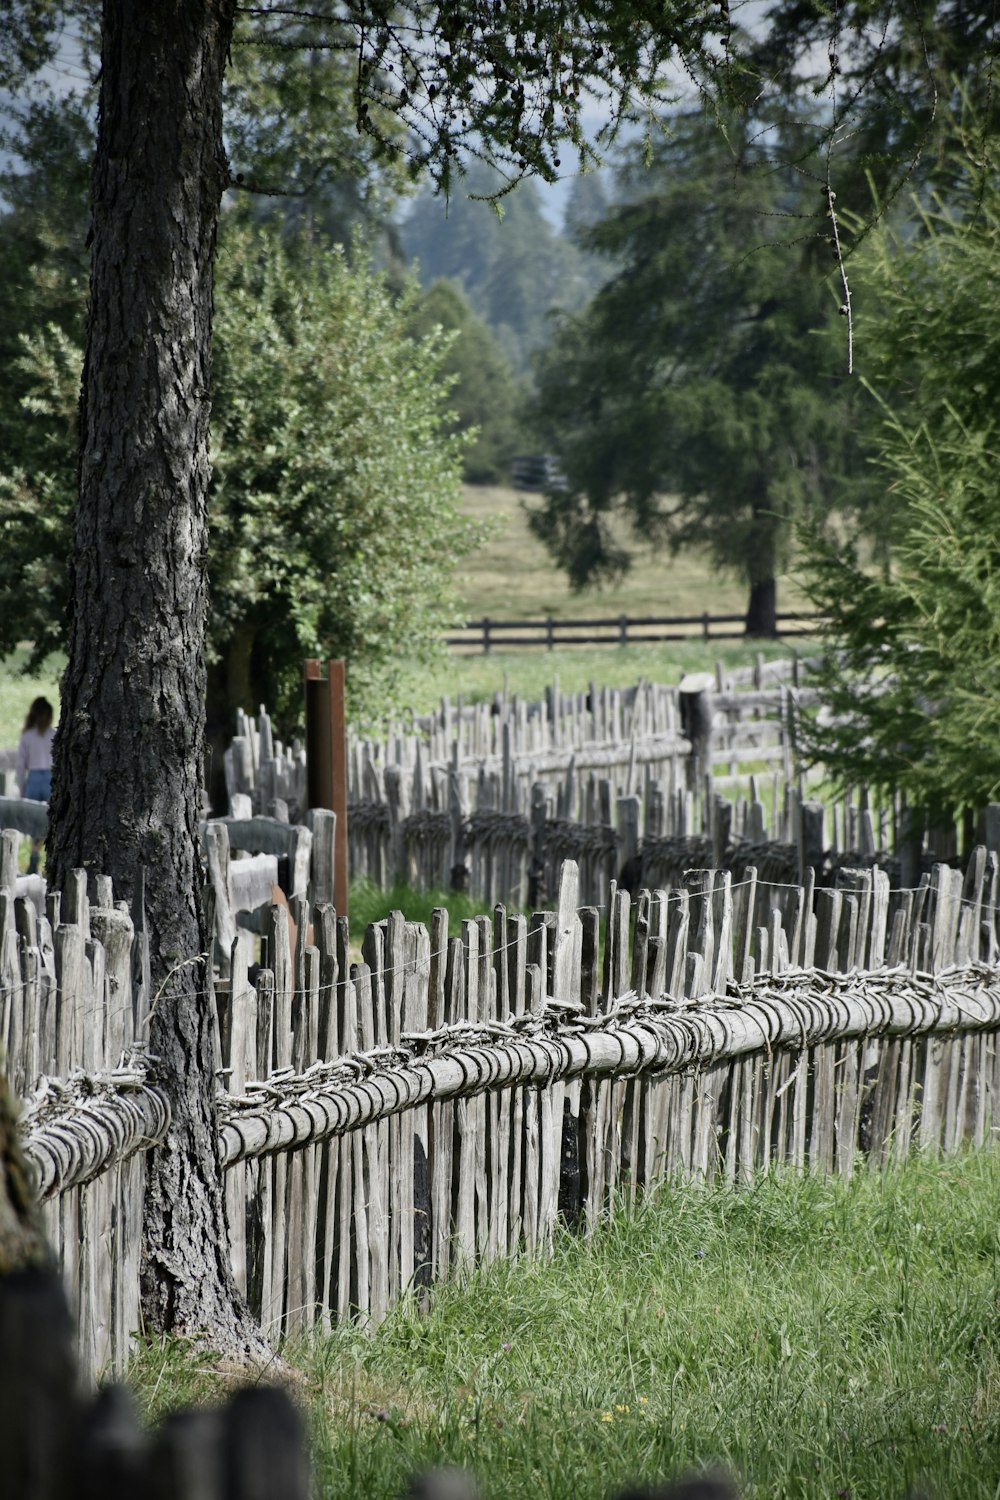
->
xmin=455 ymin=484 xmax=811 ymax=622
xmin=129 ymin=1149 xmax=1000 ymax=1500
xmin=393 ymin=483 xmax=816 ymax=712
xmin=0 ymin=483 xmax=815 ymax=743
xmin=393 ymin=636 xmax=815 ymax=717
xmin=0 ymin=631 xmax=816 ymax=750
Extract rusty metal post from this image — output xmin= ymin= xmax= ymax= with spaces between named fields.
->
xmin=304 ymin=658 xmax=349 ymax=916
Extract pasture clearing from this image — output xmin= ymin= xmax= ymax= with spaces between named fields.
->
xmin=391 ymin=481 xmax=818 ymax=710
xmin=392 ymin=638 xmax=814 ymax=721
xmin=456 ymin=484 xmax=811 ymax=623
xmin=0 ymin=480 xmax=816 ymax=745
xmin=129 ymin=1149 xmax=1000 ymax=1500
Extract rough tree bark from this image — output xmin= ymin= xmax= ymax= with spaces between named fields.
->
xmin=744 ymin=494 xmax=779 ymax=637
xmin=46 ymin=0 xmax=258 ymax=1348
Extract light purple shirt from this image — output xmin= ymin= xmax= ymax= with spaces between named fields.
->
xmin=16 ymin=726 xmax=54 ymax=795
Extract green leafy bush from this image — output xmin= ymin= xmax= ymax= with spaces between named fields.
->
xmin=0 ymin=221 xmax=482 ymax=733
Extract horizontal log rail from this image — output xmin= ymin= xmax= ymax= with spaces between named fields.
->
xmin=19 ymin=964 xmax=1000 ymax=1186
xmin=216 ymin=963 xmax=1000 ymax=1166
xmin=446 ymin=610 xmax=826 ymax=653
xmin=19 ymin=1063 xmax=170 ymax=1199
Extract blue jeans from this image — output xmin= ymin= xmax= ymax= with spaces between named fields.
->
xmin=25 ymin=768 xmax=51 ymax=802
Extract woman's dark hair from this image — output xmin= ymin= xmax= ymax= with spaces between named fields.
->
xmin=24 ymin=696 xmax=54 ymax=732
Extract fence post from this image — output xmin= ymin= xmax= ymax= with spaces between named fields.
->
xmin=798 ymin=801 xmax=825 ymax=885
xmin=984 ymin=803 xmax=1000 ymax=855
xmin=702 ymin=611 xmax=710 ymax=641
xmin=449 ymin=752 xmax=469 ymax=893
xmin=546 ymin=615 xmax=554 ymax=650
xmin=483 ymin=617 xmax=491 ymax=655
xmin=527 ymin=783 xmax=548 ymax=908
xmin=678 ymin=671 xmax=715 ymax=790
xmin=304 ymin=659 xmax=349 ymax=916
xmin=618 ymin=614 xmax=628 ymax=646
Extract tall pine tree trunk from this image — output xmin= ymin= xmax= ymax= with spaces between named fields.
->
xmin=744 ymin=491 xmax=779 ymax=637
xmin=744 ymin=576 xmax=777 ymax=636
xmin=47 ymin=0 xmax=257 ymax=1346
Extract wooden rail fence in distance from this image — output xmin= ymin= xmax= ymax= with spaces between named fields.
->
xmin=445 ymin=611 xmax=825 ymax=652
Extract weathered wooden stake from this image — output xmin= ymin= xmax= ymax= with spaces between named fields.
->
xmin=304 ymin=659 xmax=349 ymax=916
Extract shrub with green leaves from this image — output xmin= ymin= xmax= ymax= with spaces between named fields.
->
xmin=0 ymin=220 xmax=481 ymax=733
xmin=209 ymin=222 xmax=480 ymax=730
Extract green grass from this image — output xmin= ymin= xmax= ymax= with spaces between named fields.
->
xmin=456 ymin=485 xmax=811 ymax=624
xmin=394 ymin=638 xmax=817 ymax=717
xmin=377 ymin=482 xmax=819 ymax=715
xmin=0 ymin=638 xmax=817 ymax=757
xmin=350 ymin=880 xmax=500 ymax=932
xmin=0 ymin=485 xmax=816 ymax=738
xmin=347 ymin=881 xmax=536 ymax=965
xmin=128 ymin=1150 xmax=1000 ymax=1499
xmin=0 ymin=647 xmax=64 ymax=751
xmin=0 ymin=638 xmax=812 ymax=745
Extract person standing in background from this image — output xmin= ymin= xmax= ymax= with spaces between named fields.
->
xmin=16 ymin=696 xmax=54 ymax=874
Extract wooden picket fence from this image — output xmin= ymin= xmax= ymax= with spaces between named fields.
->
xmin=220 ymin=664 xmax=815 ymax=907
xmin=222 ymin=658 xmax=809 ymax=818
xmin=6 ymin=831 xmax=1000 ymax=1379
xmin=216 ymin=713 xmax=986 ymax=920
xmin=1 ymin=856 xmax=158 ymax=1379
xmin=219 ymin=659 xmax=994 ymax=915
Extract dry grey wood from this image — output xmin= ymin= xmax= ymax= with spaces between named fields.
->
xmin=224 ymin=937 xmax=255 ymax=1301
xmin=203 ymin=822 xmax=237 ymax=965
xmin=20 ymin=1068 xmax=170 ymax=1197
xmin=9 ymin=826 xmax=1000 ymax=1374
xmin=306 ymin=808 xmax=337 ymax=906
xmin=217 ymin=965 xmax=1000 ymax=1165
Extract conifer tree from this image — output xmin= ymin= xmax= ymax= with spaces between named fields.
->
xmin=530 ymin=111 xmax=854 ymax=635
xmin=800 ymin=139 xmax=1000 ymax=816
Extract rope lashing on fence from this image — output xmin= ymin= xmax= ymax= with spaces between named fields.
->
xmin=216 ymin=962 xmax=1000 ymax=1167
xmin=19 ymin=1058 xmax=170 ymax=1198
